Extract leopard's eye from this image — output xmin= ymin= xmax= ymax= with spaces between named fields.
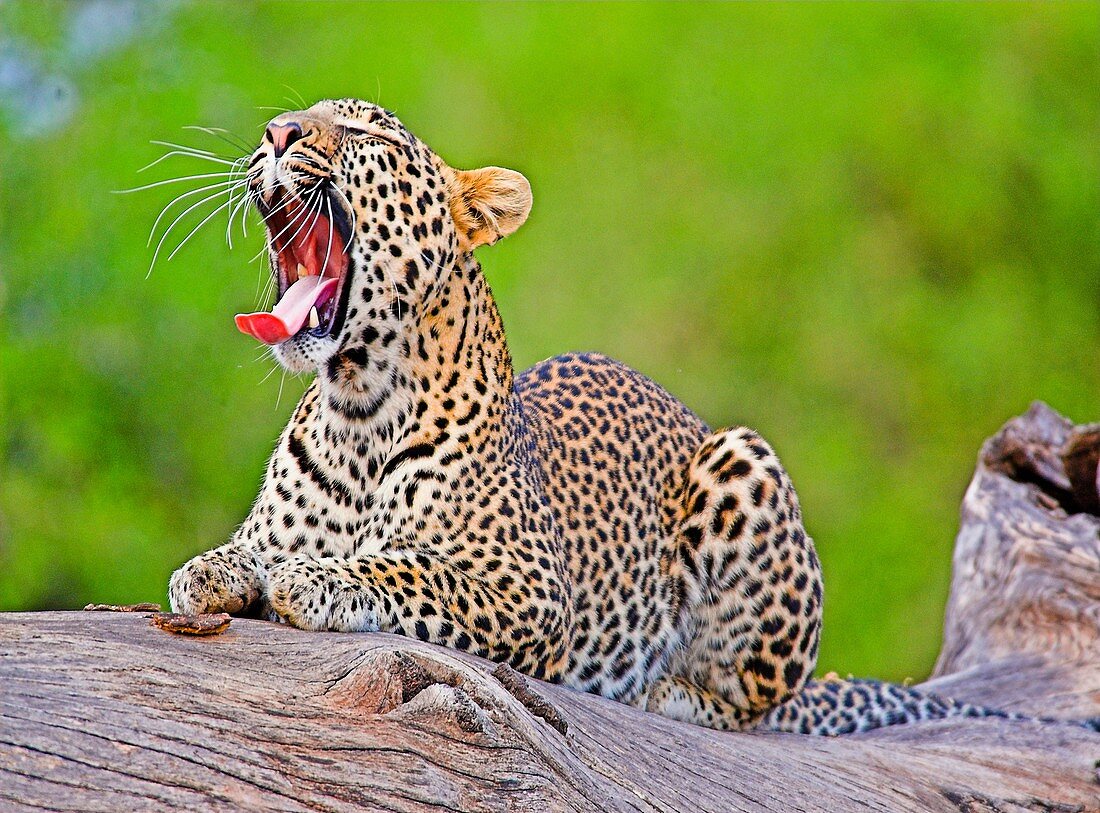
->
xmin=344 ymin=126 xmax=399 ymax=147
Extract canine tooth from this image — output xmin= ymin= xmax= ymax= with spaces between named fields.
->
xmin=297 ymin=262 xmax=313 ymax=277
xmin=308 ymin=307 xmax=320 ymax=328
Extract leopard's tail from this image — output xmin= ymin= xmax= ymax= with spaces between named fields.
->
xmin=754 ymin=677 xmax=1100 ymax=736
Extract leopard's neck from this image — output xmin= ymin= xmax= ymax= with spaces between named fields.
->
xmin=307 ymin=253 xmax=517 ymax=480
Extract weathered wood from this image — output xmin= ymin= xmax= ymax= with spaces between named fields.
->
xmin=935 ymin=402 xmax=1100 ymax=684
xmin=2 ymin=403 xmax=1099 ymax=812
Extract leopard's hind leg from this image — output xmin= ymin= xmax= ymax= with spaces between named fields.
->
xmin=639 ymin=426 xmax=823 ymax=730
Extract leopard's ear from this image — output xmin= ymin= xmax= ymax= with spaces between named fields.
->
xmin=449 ymin=166 xmax=532 ymax=251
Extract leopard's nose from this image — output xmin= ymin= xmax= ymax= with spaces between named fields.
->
xmin=267 ymin=122 xmax=303 ymax=158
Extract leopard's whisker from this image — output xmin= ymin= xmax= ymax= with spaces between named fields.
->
xmin=241 ymin=173 xmax=288 ymax=240
xmin=291 ymin=186 xmax=327 ymax=251
xmin=329 ymin=185 xmax=356 ymax=256
xmin=139 ymin=149 xmax=239 ymax=174
xmin=239 ymin=187 xmax=254 ymax=239
xmin=321 ymin=194 xmax=335 ymax=281
xmin=258 ymin=361 xmax=281 ymax=386
xmin=182 ymin=124 xmax=256 ymax=155
xmin=283 ymin=84 xmax=308 ymax=108
xmin=165 ymin=196 xmax=238 ymax=263
xmin=237 ymin=188 xmax=251 ymax=242
xmin=275 ymin=368 xmax=288 ymax=411
xmin=250 ymin=187 xmax=321 ymax=266
xmin=263 ymin=196 xmax=323 ymax=271
xmin=384 ymin=262 xmax=400 ymax=319
xmin=115 ymin=171 xmax=239 ymax=194
xmin=148 ymin=178 xmax=242 ymax=246
xmin=255 ymin=345 xmax=277 ymax=365
xmin=225 ymin=156 xmax=255 ymax=249
xmin=252 ymin=174 xmax=309 ymax=226
xmin=148 ymin=182 xmax=246 ymax=276
xmin=225 ymin=183 xmax=242 ymax=250
xmin=151 ymin=139 xmax=231 ymax=159
xmin=255 ymin=208 xmax=278 ymax=303
xmin=281 ymin=178 xmax=327 ymax=242
xmin=248 ymin=195 xmax=318 ymax=291
xmin=258 ymin=255 xmax=274 ymax=305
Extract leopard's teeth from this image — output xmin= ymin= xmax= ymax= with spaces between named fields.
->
xmin=308 ymin=307 xmax=320 ymax=328
xmin=297 ymin=262 xmax=312 ymax=277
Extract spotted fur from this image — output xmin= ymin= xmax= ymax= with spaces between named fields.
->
xmin=169 ymin=99 xmax=1092 ymax=736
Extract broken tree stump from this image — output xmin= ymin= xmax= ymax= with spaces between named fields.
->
xmin=1 ymin=402 xmax=1099 ymax=812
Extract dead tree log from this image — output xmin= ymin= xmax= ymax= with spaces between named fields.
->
xmin=1 ymin=402 xmax=1099 ymax=812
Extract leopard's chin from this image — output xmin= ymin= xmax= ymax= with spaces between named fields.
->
xmin=271 ymin=330 xmax=342 ymax=374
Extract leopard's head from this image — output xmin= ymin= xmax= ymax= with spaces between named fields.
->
xmin=238 ymin=98 xmax=531 ymax=375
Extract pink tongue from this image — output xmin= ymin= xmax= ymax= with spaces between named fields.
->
xmin=235 ymin=276 xmax=340 ymax=345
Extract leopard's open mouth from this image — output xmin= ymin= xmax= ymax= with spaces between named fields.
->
xmin=235 ymin=186 xmax=354 ymax=345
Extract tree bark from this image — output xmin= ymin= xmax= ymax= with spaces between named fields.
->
xmin=2 ymin=402 xmax=1099 ymax=812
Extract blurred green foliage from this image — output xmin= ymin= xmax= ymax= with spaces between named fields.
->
xmin=1 ymin=2 xmax=1097 ymax=683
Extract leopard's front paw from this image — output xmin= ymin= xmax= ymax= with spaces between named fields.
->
xmin=169 ymin=547 xmax=263 ymax=615
xmin=266 ymin=555 xmax=379 ymax=632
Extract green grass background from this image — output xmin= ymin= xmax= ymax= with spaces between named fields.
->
xmin=1 ymin=2 xmax=1097 ymax=683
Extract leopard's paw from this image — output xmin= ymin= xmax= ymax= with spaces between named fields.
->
xmin=266 ymin=555 xmax=379 ymax=632
xmin=168 ymin=547 xmax=263 ymax=615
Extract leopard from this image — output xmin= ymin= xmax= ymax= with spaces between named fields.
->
xmin=167 ymin=98 xmax=1099 ymax=736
